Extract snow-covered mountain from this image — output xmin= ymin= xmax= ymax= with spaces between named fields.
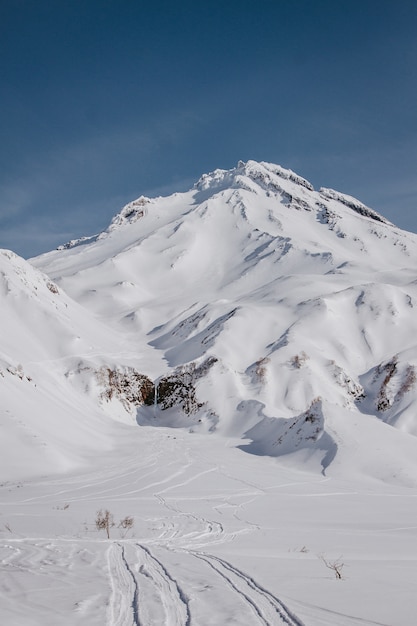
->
xmin=4 ymin=160 xmax=417 ymax=626
xmin=27 ymin=159 xmax=417 ymax=478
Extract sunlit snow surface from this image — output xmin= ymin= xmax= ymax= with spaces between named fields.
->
xmin=2 ymin=160 xmax=417 ymax=625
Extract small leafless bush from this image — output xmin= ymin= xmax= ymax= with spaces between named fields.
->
xmin=95 ymin=510 xmax=134 ymax=539
xmin=96 ymin=509 xmax=115 ymax=539
xmin=319 ymin=554 xmax=345 ymax=579
xmin=118 ymin=515 xmax=135 ymax=538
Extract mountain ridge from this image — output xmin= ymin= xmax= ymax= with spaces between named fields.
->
xmin=53 ymin=160 xmax=392 ymax=253
xmin=2 ymin=159 xmax=417 ymax=481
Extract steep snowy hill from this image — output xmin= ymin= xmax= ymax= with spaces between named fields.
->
xmin=0 ymin=249 xmax=160 ymax=479
xmin=30 ymin=160 xmax=417 ymax=480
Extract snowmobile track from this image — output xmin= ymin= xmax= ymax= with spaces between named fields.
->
xmin=107 ymin=543 xmax=141 ymax=626
xmin=107 ymin=542 xmax=190 ymax=626
xmin=192 ymin=552 xmax=305 ymax=626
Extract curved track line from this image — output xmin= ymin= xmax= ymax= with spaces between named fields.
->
xmin=107 ymin=542 xmax=190 ymax=626
xmin=193 ymin=552 xmax=305 ymax=626
xmin=137 ymin=545 xmax=191 ymax=626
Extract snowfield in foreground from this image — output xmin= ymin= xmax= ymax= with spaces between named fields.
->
xmin=2 ymin=160 xmax=417 ymax=625
xmin=2 ymin=423 xmax=417 ymax=626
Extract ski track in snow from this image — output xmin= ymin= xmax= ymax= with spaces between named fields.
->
xmin=102 ymin=455 xmax=304 ymax=626
xmin=107 ymin=542 xmax=190 ymax=626
xmin=1 ymin=453 xmax=401 ymax=626
xmin=1 ymin=537 xmax=304 ymax=626
xmin=105 ymin=540 xmax=305 ymax=626
xmin=191 ymin=551 xmax=305 ymax=626
xmin=107 ymin=543 xmax=140 ymax=626
xmin=153 ymin=492 xmax=228 ymax=549
xmin=3 ymin=431 xmax=409 ymax=626
xmin=0 ymin=441 xmax=309 ymax=626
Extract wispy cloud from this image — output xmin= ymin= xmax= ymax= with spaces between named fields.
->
xmin=0 ymin=107 xmax=209 ymax=257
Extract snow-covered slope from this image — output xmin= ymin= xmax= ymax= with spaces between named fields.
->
xmin=0 ymin=249 xmax=158 ymax=479
xmin=30 ymin=159 xmax=417 ymax=479
xmin=3 ymin=160 xmax=417 ymax=626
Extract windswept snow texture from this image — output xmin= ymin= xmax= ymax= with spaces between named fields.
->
xmin=2 ymin=160 xmax=417 ymax=624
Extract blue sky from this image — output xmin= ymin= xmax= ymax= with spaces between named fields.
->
xmin=1 ymin=0 xmax=416 ymax=258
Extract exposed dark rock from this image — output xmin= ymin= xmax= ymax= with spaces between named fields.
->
xmin=376 ymin=356 xmax=398 ymax=411
xmin=153 ymin=357 xmax=218 ymax=415
xmin=97 ymin=367 xmax=154 ymax=410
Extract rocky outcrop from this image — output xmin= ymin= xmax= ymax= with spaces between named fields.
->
xmin=97 ymin=366 xmax=154 ymax=411
xmin=319 ymin=187 xmax=390 ymax=224
xmin=96 ymin=358 xmax=218 ymax=417
xmin=374 ymin=356 xmax=416 ymax=412
xmin=154 ymin=357 xmax=218 ymax=415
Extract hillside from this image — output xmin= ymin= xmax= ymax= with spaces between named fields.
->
xmin=31 ymin=159 xmax=417 ymax=478
xmin=2 ymin=160 xmax=417 ymax=625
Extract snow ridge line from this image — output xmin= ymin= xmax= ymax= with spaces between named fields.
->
xmin=192 ymin=552 xmax=305 ymax=626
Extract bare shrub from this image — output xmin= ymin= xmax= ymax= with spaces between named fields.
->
xmin=319 ymin=554 xmax=345 ymax=579
xmin=95 ymin=510 xmax=135 ymax=539
xmin=95 ymin=509 xmax=115 ymax=539
xmin=118 ymin=515 xmax=134 ymax=538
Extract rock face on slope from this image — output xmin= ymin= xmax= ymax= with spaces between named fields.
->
xmin=155 ymin=357 xmax=218 ymax=414
xmin=96 ymin=366 xmax=154 ymax=410
xmin=11 ymin=159 xmax=417 ymax=473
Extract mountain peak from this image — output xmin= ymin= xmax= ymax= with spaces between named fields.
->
xmin=194 ymin=159 xmax=314 ymax=194
xmin=55 ymin=159 xmax=395 ymax=253
xmin=241 ymin=159 xmax=315 ymax=191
